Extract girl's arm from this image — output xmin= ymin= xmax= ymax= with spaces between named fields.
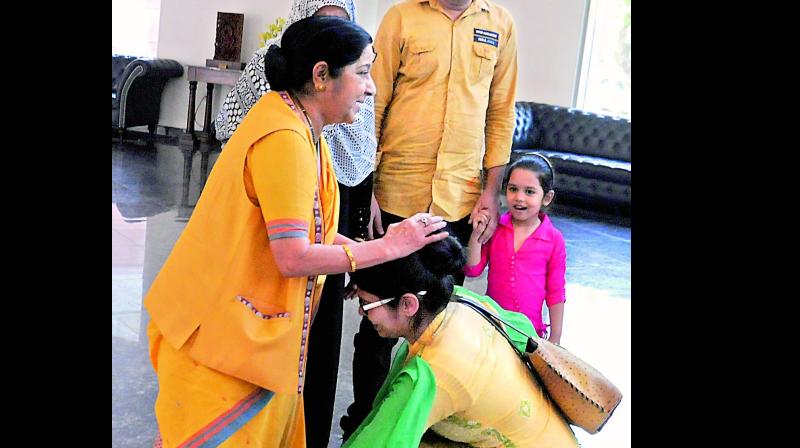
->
xmin=545 ymin=233 xmax=568 ymax=343
xmin=464 ymin=216 xmax=490 ymax=277
xmin=466 ymin=219 xmax=486 ymax=266
xmin=547 ymin=302 xmax=564 ymax=345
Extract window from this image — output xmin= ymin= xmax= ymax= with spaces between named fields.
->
xmin=576 ymin=0 xmax=631 ymax=119
xmin=112 ymin=0 xmax=161 ymax=58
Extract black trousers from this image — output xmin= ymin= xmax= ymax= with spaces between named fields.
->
xmin=304 ymin=175 xmax=373 ymax=448
xmin=339 ymin=209 xmax=472 ymax=440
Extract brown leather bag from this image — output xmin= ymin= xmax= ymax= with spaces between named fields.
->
xmin=455 ymin=296 xmax=622 ymax=434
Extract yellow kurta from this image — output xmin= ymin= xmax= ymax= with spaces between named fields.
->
xmin=412 ymin=302 xmax=578 ymax=447
xmin=343 ymin=291 xmax=578 ymax=447
xmin=373 ymin=0 xmax=518 ymax=221
xmin=144 ymin=91 xmax=339 ymax=447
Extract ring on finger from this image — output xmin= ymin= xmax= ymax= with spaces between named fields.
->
xmin=420 ymin=217 xmax=429 ymax=226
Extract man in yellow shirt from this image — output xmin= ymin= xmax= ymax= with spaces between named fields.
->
xmin=341 ymin=0 xmax=518 ymax=439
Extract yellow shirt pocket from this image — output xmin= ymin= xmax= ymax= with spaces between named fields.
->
xmin=470 ymin=43 xmax=498 ymax=85
xmin=401 ymin=40 xmax=437 ymax=80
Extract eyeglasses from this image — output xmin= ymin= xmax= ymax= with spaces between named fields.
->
xmin=359 ymin=296 xmax=397 ymax=312
xmin=358 ymin=291 xmax=427 ymax=313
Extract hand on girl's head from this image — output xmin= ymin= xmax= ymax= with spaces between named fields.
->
xmin=382 ymin=213 xmax=449 ymax=256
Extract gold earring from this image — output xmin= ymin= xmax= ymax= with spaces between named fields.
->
xmin=316 ymin=84 xmax=326 ymax=92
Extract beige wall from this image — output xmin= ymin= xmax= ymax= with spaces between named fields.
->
xmin=501 ymin=0 xmax=587 ymax=105
xmin=157 ymin=0 xmax=290 ymax=130
xmin=155 ymin=0 xmax=587 ymax=130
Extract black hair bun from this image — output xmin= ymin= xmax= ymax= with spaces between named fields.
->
xmin=419 ymin=235 xmax=466 ymax=279
xmin=264 ymin=44 xmax=290 ymax=91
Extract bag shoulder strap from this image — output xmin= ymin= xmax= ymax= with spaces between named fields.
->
xmin=452 ymin=294 xmax=538 ymax=354
xmin=452 ymin=293 xmax=560 ymax=413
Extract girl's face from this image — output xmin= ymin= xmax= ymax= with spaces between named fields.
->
xmin=324 ymin=45 xmax=376 ymax=124
xmin=506 ymin=168 xmax=553 ymax=224
xmin=356 ymin=288 xmax=407 ymax=338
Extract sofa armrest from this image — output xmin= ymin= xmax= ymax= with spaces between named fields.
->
xmin=118 ymin=58 xmax=183 ymax=99
xmin=120 ymin=58 xmax=183 ymax=82
xmin=115 ymin=58 xmax=184 ymax=130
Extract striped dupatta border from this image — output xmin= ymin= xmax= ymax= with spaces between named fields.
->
xmin=154 ymin=388 xmax=275 ymax=448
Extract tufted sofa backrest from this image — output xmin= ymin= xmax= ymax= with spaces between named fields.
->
xmin=512 ymin=102 xmax=542 ymax=149
xmin=113 ymin=55 xmax=139 ymax=94
xmin=513 ymin=101 xmax=631 ymax=163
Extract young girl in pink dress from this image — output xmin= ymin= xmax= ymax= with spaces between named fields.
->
xmin=465 ymin=154 xmax=567 ymax=344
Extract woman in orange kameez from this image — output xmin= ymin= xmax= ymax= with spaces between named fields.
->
xmin=144 ymin=16 xmax=449 ymax=448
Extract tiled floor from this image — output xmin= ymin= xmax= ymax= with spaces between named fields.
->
xmin=112 ymin=139 xmax=630 ymax=447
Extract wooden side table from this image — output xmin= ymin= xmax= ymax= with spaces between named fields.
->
xmin=180 ymin=65 xmax=242 ymax=144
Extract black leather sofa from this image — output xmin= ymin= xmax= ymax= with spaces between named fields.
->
xmin=511 ymin=101 xmax=631 ymax=214
xmin=112 ymin=54 xmax=183 ymax=137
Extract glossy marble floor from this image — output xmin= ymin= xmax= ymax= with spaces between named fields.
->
xmin=112 ymin=139 xmax=631 ymax=447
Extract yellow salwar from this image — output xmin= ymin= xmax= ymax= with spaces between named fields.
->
xmin=149 ymin=321 xmax=306 ymax=448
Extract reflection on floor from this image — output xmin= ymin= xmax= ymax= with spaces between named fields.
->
xmin=112 ymin=140 xmax=631 ymax=448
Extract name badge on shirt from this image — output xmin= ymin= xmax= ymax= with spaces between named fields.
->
xmin=474 ymin=28 xmax=499 ymax=47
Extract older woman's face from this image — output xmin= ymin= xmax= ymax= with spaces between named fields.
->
xmin=326 ymin=44 xmax=376 ymax=124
